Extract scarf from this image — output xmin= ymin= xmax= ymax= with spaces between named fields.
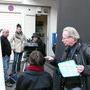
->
xmin=26 ymin=65 xmax=44 ymax=72
xmin=15 ymin=32 xmax=23 ymax=40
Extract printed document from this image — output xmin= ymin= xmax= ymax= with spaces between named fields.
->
xmin=58 ymin=60 xmax=80 ymax=77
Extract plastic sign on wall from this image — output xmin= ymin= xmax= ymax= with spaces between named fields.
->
xmin=52 ymin=33 xmax=57 ymax=44
xmin=8 ymin=3 xmax=14 ymax=11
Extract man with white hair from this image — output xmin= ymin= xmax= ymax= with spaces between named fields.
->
xmin=53 ymin=26 xmax=90 ymax=90
xmin=62 ymin=26 xmax=80 ymax=46
xmin=1 ymin=29 xmax=11 ymax=82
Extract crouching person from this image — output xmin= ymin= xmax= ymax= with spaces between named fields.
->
xmin=16 ymin=50 xmax=53 ymax=90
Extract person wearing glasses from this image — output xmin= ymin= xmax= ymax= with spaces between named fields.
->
xmin=53 ymin=26 xmax=90 ymax=90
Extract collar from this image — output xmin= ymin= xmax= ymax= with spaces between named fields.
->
xmin=26 ymin=64 xmax=44 ymax=72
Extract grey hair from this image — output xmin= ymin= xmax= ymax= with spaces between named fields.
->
xmin=2 ymin=29 xmax=9 ymax=33
xmin=63 ymin=26 xmax=80 ymax=40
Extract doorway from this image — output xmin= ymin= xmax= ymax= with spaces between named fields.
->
xmin=35 ymin=15 xmax=47 ymax=45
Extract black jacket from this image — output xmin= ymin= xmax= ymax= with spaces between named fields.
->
xmin=38 ymin=42 xmax=46 ymax=56
xmin=1 ymin=36 xmax=11 ymax=56
xmin=16 ymin=70 xmax=53 ymax=90
xmin=53 ymin=42 xmax=90 ymax=90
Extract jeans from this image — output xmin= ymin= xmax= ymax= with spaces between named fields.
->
xmin=64 ymin=87 xmax=81 ymax=90
xmin=12 ymin=52 xmax=22 ymax=74
xmin=3 ymin=55 xmax=10 ymax=81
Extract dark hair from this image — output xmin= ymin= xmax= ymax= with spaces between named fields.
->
xmin=17 ymin=24 xmax=22 ymax=28
xmin=29 ymin=50 xmax=45 ymax=66
xmin=32 ymin=33 xmax=40 ymax=39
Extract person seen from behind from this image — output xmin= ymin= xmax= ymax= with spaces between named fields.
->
xmin=16 ymin=50 xmax=53 ymax=90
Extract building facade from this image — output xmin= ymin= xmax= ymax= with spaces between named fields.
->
xmin=0 ymin=0 xmax=58 ymax=56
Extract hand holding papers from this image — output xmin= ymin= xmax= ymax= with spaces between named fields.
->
xmin=58 ymin=60 xmax=80 ymax=77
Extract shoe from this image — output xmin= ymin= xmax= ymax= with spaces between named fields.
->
xmin=5 ymin=82 xmax=13 ymax=87
xmin=9 ymin=73 xmax=13 ymax=76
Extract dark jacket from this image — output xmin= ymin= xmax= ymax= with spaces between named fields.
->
xmin=1 ymin=36 xmax=11 ymax=56
xmin=16 ymin=70 xmax=53 ymax=90
xmin=53 ymin=42 xmax=90 ymax=90
xmin=38 ymin=41 xmax=46 ymax=56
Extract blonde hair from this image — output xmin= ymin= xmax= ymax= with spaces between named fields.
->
xmin=63 ymin=26 xmax=80 ymax=40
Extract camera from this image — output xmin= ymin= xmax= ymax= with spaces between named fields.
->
xmin=23 ymin=40 xmax=38 ymax=62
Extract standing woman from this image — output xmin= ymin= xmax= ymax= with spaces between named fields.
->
xmin=10 ymin=24 xmax=27 ymax=74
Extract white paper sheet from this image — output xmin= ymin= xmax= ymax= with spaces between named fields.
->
xmin=58 ymin=60 xmax=80 ymax=77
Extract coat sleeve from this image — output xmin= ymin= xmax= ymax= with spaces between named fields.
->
xmin=16 ymin=74 xmax=33 ymax=90
xmin=82 ymin=44 xmax=90 ymax=75
xmin=10 ymin=35 xmax=15 ymax=50
xmin=53 ymin=68 xmax=64 ymax=90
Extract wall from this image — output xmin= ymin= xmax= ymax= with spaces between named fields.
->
xmin=0 ymin=0 xmax=56 ymax=6
xmin=0 ymin=4 xmax=37 ymax=39
xmin=56 ymin=0 xmax=90 ymax=59
xmin=47 ymin=4 xmax=57 ymax=56
xmin=0 ymin=41 xmax=5 ymax=90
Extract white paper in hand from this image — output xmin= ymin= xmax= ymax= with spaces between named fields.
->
xmin=58 ymin=60 xmax=80 ymax=77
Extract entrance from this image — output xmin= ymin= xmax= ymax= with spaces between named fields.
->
xmin=35 ymin=15 xmax=47 ymax=45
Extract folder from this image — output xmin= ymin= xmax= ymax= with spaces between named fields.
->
xmin=58 ymin=60 xmax=80 ymax=77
